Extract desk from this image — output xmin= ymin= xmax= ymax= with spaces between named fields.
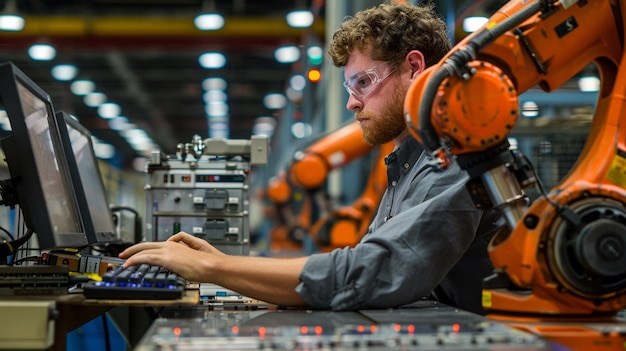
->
xmin=0 ymin=289 xmax=199 ymax=350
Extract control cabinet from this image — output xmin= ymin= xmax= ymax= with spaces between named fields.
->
xmin=144 ymin=135 xmax=268 ymax=256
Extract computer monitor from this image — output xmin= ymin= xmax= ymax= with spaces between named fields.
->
xmin=55 ymin=110 xmax=117 ymax=244
xmin=0 ymin=61 xmax=91 ymax=249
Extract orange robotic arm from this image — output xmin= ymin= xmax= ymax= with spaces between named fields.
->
xmin=266 ymin=121 xmax=376 ymax=252
xmin=405 ymin=0 xmax=626 ymax=318
xmin=289 ymin=121 xmax=373 ymax=190
xmin=309 ymin=141 xmax=393 ymax=251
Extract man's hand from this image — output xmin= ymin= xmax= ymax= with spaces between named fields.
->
xmin=118 ymin=232 xmax=223 ymax=282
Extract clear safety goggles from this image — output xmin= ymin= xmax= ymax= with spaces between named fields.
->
xmin=343 ymin=62 xmax=398 ymax=98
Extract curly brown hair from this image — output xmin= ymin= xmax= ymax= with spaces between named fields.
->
xmin=328 ymin=1 xmax=451 ymax=69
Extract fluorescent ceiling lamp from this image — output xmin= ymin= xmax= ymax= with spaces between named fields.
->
xmin=199 ymin=52 xmax=226 ymax=69
xmin=0 ymin=0 xmax=24 ymax=32
xmin=51 ymin=64 xmax=78 ymax=81
xmin=70 ymin=80 xmax=96 ymax=95
xmin=463 ymin=16 xmax=488 ymax=33
xmin=97 ymin=102 xmax=121 ymax=119
xmin=28 ymin=44 xmax=56 ymax=61
xmin=521 ymin=101 xmax=539 ymax=118
xmin=93 ymin=142 xmax=115 ymax=159
xmin=194 ymin=13 xmax=225 ymax=30
xmin=289 ymin=74 xmax=306 ymax=91
xmin=291 ymin=121 xmax=312 ymax=139
xmin=263 ymin=93 xmax=287 ymax=110
xmin=108 ymin=116 xmax=130 ymax=131
xmin=84 ymin=92 xmax=107 ymax=107
xmin=202 ymin=77 xmax=227 ymax=90
xmin=286 ymin=10 xmax=314 ymax=28
xmin=204 ymin=101 xmax=229 ymax=116
xmin=203 ymin=90 xmax=227 ymax=103
xmin=274 ymin=46 xmax=300 ymax=64
xmin=578 ymin=76 xmax=600 ymax=92
xmin=0 ymin=14 xmax=23 ymax=31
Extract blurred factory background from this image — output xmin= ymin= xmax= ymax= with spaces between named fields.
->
xmin=0 ymin=0 xmax=598 ymax=247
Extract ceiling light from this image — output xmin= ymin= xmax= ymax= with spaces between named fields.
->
xmin=70 ymin=80 xmax=96 ymax=96
xmin=285 ymin=10 xmax=314 ymax=28
xmin=578 ymin=76 xmax=600 ymax=92
xmin=199 ymin=52 xmax=226 ymax=69
xmin=463 ymin=16 xmax=488 ymax=33
xmin=0 ymin=0 xmax=24 ymax=32
xmin=194 ymin=13 xmax=225 ymax=31
xmin=274 ymin=46 xmax=300 ymax=64
xmin=93 ymin=142 xmax=115 ymax=159
xmin=84 ymin=92 xmax=107 ymax=107
xmin=291 ymin=121 xmax=312 ymax=139
xmin=253 ymin=117 xmax=277 ymax=137
xmin=97 ymin=102 xmax=121 ymax=119
xmin=51 ymin=64 xmax=78 ymax=81
xmin=521 ymin=101 xmax=539 ymax=118
xmin=28 ymin=44 xmax=56 ymax=61
xmin=263 ymin=93 xmax=287 ymax=110
xmin=205 ymin=101 xmax=229 ymax=117
xmin=203 ymin=90 xmax=227 ymax=103
xmin=194 ymin=0 xmax=224 ymax=30
xmin=108 ymin=116 xmax=130 ymax=131
xmin=289 ymin=74 xmax=306 ymax=91
xmin=202 ymin=77 xmax=227 ymax=90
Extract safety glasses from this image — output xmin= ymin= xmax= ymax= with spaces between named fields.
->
xmin=343 ymin=62 xmax=398 ymax=98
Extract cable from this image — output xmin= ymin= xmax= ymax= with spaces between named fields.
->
xmin=0 ymin=226 xmax=14 ymax=242
xmin=101 ymin=314 xmax=112 ymax=351
xmin=0 ymin=227 xmax=34 ymax=262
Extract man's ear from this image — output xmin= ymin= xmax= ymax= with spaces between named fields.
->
xmin=406 ymin=50 xmax=426 ymax=79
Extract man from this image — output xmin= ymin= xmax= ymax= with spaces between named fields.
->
xmin=119 ymin=1 xmax=501 ymax=315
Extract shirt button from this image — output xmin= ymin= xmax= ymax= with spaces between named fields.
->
xmin=391 ymin=180 xmax=397 ymax=187
xmin=403 ymin=162 xmax=410 ymax=169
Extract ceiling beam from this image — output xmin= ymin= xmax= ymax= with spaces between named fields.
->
xmin=0 ymin=15 xmax=325 ymax=38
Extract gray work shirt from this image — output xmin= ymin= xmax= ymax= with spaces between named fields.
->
xmin=296 ymin=137 xmax=499 ymax=314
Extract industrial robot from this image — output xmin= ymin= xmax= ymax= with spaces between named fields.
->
xmin=266 ymin=121 xmax=392 ymax=252
xmin=405 ymin=0 xmax=626 ymax=348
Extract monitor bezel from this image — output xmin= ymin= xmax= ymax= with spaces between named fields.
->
xmin=0 ymin=61 xmax=90 ymax=249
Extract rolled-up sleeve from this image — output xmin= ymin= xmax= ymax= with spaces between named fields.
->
xmin=295 ymin=180 xmax=481 ymax=310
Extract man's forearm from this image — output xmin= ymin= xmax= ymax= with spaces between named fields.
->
xmin=210 ymin=255 xmax=310 ymax=307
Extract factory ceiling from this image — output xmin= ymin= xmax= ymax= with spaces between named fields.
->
xmin=0 ymin=0 xmax=526 ymax=169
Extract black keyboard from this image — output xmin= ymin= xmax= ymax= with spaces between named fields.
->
xmin=82 ymin=264 xmax=185 ymax=300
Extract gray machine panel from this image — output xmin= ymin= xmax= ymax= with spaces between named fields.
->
xmin=135 ymin=302 xmax=550 ymax=351
xmin=145 ymin=136 xmax=268 ymax=256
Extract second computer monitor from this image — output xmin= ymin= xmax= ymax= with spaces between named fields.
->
xmin=55 ymin=110 xmax=117 ymax=244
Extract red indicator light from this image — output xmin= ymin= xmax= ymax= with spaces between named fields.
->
xmin=231 ymin=326 xmax=239 ymax=334
xmin=300 ymin=326 xmax=308 ymax=334
xmin=173 ymin=327 xmax=181 ymax=336
xmin=357 ymin=325 xmax=365 ymax=333
xmin=393 ymin=324 xmax=401 ymax=332
xmin=258 ymin=327 xmax=266 ymax=338
xmin=315 ymin=326 xmax=323 ymax=335
xmin=407 ymin=325 xmax=415 ymax=334
xmin=452 ymin=323 xmax=460 ymax=333
xmin=181 ymin=175 xmax=191 ymax=182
